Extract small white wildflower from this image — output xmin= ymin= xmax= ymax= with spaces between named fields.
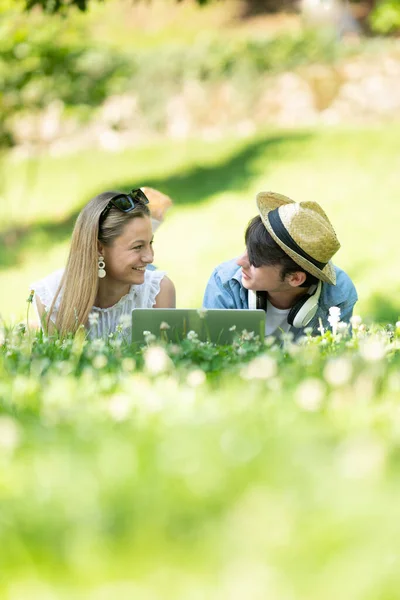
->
xmin=159 ymin=321 xmax=170 ymax=331
xmin=229 ymin=325 xmax=236 ymax=332
xmin=110 ymin=338 xmax=122 ymax=349
xmin=337 ymin=321 xmax=349 ymax=334
xmin=144 ymin=346 xmax=173 ymax=375
xmin=241 ymin=329 xmax=255 ymax=341
xmin=143 ymin=331 xmax=156 ymax=344
xmin=237 ymin=347 xmax=247 ymax=357
xmin=93 ymin=354 xmax=108 ymax=369
xmin=91 ymin=338 xmax=106 ymax=352
xmin=338 ymin=436 xmax=385 ymax=479
xmin=324 ymin=357 xmax=353 ymax=387
xmin=187 ymin=330 xmax=198 ymax=341
xmin=197 ymin=308 xmax=208 ymax=319
xmin=0 ymin=416 xmax=21 ymax=452
xmin=241 ymin=354 xmax=277 ymax=380
xmin=122 ymin=358 xmax=136 ymax=372
xmin=350 ymin=315 xmax=362 ymax=329
xmin=108 ymin=394 xmax=131 ymax=421
xmin=304 ymin=327 xmax=313 ymax=336
xmin=88 ymin=312 xmax=99 ymax=327
xmin=186 ymin=369 xmax=206 ymax=387
xmin=328 ymin=306 xmax=341 ymax=336
xmin=359 ymin=338 xmax=386 ymax=362
xmin=118 ymin=314 xmax=132 ymax=329
xmin=264 ymin=335 xmax=276 ymax=347
xmin=115 ymin=324 xmax=123 ymax=334
xmin=296 ymin=378 xmax=325 ymax=411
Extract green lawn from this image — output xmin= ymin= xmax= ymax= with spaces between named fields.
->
xmin=1 ymin=125 xmax=399 ymax=323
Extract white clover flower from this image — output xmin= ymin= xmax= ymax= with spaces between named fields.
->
xmin=144 ymin=346 xmax=173 ymax=375
xmin=337 ymin=321 xmax=349 ymax=334
xmin=121 ymin=358 xmax=136 ymax=372
xmin=237 ymin=347 xmax=247 ymax=357
xmin=187 ymin=330 xmax=198 ymax=341
xmin=241 ymin=354 xmax=277 ymax=380
xmin=241 ymin=329 xmax=255 ymax=341
xmin=0 ymin=416 xmax=21 ymax=452
xmin=91 ymin=338 xmax=106 ymax=352
xmin=295 ymin=378 xmax=325 ymax=411
xmin=359 ymin=337 xmax=387 ymax=362
xmin=110 ymin=338 xmax=122 ymax=349
xmin=328 ymin=306 xmax=341 ymax=335
xmin=108 ymin=394 xmax=131 ymax=422
xmin=93 ymin=354 xmax=108 ymax=369
xmin=88 ymin=312 xmax=99 ymax=327
xmin=264 ymin=335 xmax=276 ymax=347
xmin=186 ymin=369 xmax=206 ymax=387
xmin=324 ymin=357 xmax=353 ymax=387
xmin=143 ymin=331 xmax=156 ymax=344
xmin=159 ymin=321 xmax=170 ymax=331
xmin=118 ymin=314 xmax=132 ymax=329
xmin=229 ymin=325 xmax=236 ymax=332
xmin=338 ymin=436 xmax=385 ymax=479
xmin=350 ymin=315 xmax=362 ymax=329
xmin=197 ymin=308 xmax=208 ymax=319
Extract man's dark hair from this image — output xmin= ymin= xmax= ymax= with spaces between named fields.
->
xmin=245 ymin=216 xmax=319 ymax=288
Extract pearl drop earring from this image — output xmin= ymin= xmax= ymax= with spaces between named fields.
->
xmin=98 ymin=255 xmax=106 ymax=278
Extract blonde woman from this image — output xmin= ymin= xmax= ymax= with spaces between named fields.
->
xmin=31 ymin=188 xmax=175 ymax=338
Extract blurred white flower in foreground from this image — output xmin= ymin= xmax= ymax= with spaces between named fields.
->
xmin=118 ymin=314 xmax=132 ymax=329
xmin=0 ymin=416 xmax=21 ymax=452
xmin=350 ymin=315 xmax=362 ymax=330
xmin=241 ymin=355 xmax=277 ymax=380
xmin=295 ymin=378 xmax=325 ymax=411
xmin=186 ymin=369 xmax=206 ymax=387
xmin=324 ymin=357 xmax=353 ymax=387
xmin=338 ymin=436 xmax=385 ymax=479
xmin=88 ymin=312 xmax=99 ymax=327
xmin=328 ymin=306 xmax=341 ymax=335
xmin=359 ymin=337 xmax=387 ymax=362
xmin=144 ymin=346 xmax=173 ymax=375
xmin=108 ymin=394 xmax=131 ymax=422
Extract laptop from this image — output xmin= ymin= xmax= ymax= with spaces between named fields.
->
xmin=131 ymin=308 xmax=266 ymax=346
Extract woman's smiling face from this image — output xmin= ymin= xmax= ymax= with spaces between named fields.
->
xmin=101 ymin=216 xmax=154 ymax=286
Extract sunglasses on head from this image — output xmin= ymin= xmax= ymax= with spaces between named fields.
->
xmin=99 ymin=188 xmax=149 ymax=226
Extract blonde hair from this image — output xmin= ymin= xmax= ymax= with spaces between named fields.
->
xmin=47 ymin=191 xmax=150 ymax=336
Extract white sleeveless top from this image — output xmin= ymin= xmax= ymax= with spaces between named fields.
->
xmin=30 ymin=268 xmax=166 ymax=339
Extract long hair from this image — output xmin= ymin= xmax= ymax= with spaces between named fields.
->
xmin=47 ymin=191 xmax=150 ymax=336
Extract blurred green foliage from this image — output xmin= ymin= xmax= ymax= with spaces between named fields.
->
xmin=370 ymin=0 xmax=400 ymax=34
xmin=0 ymin=2 xmax=354 ymax=147
xmin=0 ymin=320 xmax=400 ymax=597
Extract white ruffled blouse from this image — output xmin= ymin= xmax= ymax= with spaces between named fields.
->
xmin=30 ymin=268 xmax=166 ymax=339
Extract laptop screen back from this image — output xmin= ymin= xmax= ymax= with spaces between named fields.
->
xmin=131 ymin=308 xmax=266 ymax=346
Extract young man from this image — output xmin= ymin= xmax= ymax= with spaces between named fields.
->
xmin=203 ymin=192 xmax=358 ymax=339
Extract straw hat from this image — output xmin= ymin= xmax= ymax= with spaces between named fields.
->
xmin=256 ymin=191 xmax=340 ymax=285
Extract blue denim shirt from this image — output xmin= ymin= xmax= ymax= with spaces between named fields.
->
xmin=203 ymin=258 xmax=358 ymax=339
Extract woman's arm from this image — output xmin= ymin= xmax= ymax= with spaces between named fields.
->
xmin=154 ymin=276 xmax=176 ymax=308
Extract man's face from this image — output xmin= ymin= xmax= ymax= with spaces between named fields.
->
xmin=237 ymin=250 xmax=294 ymax=293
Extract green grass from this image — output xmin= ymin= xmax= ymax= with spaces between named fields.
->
xmin=0 ymin=321 xmax=399 ymax=598
xmin=1 ymin=125 xmax=400 ymax=323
